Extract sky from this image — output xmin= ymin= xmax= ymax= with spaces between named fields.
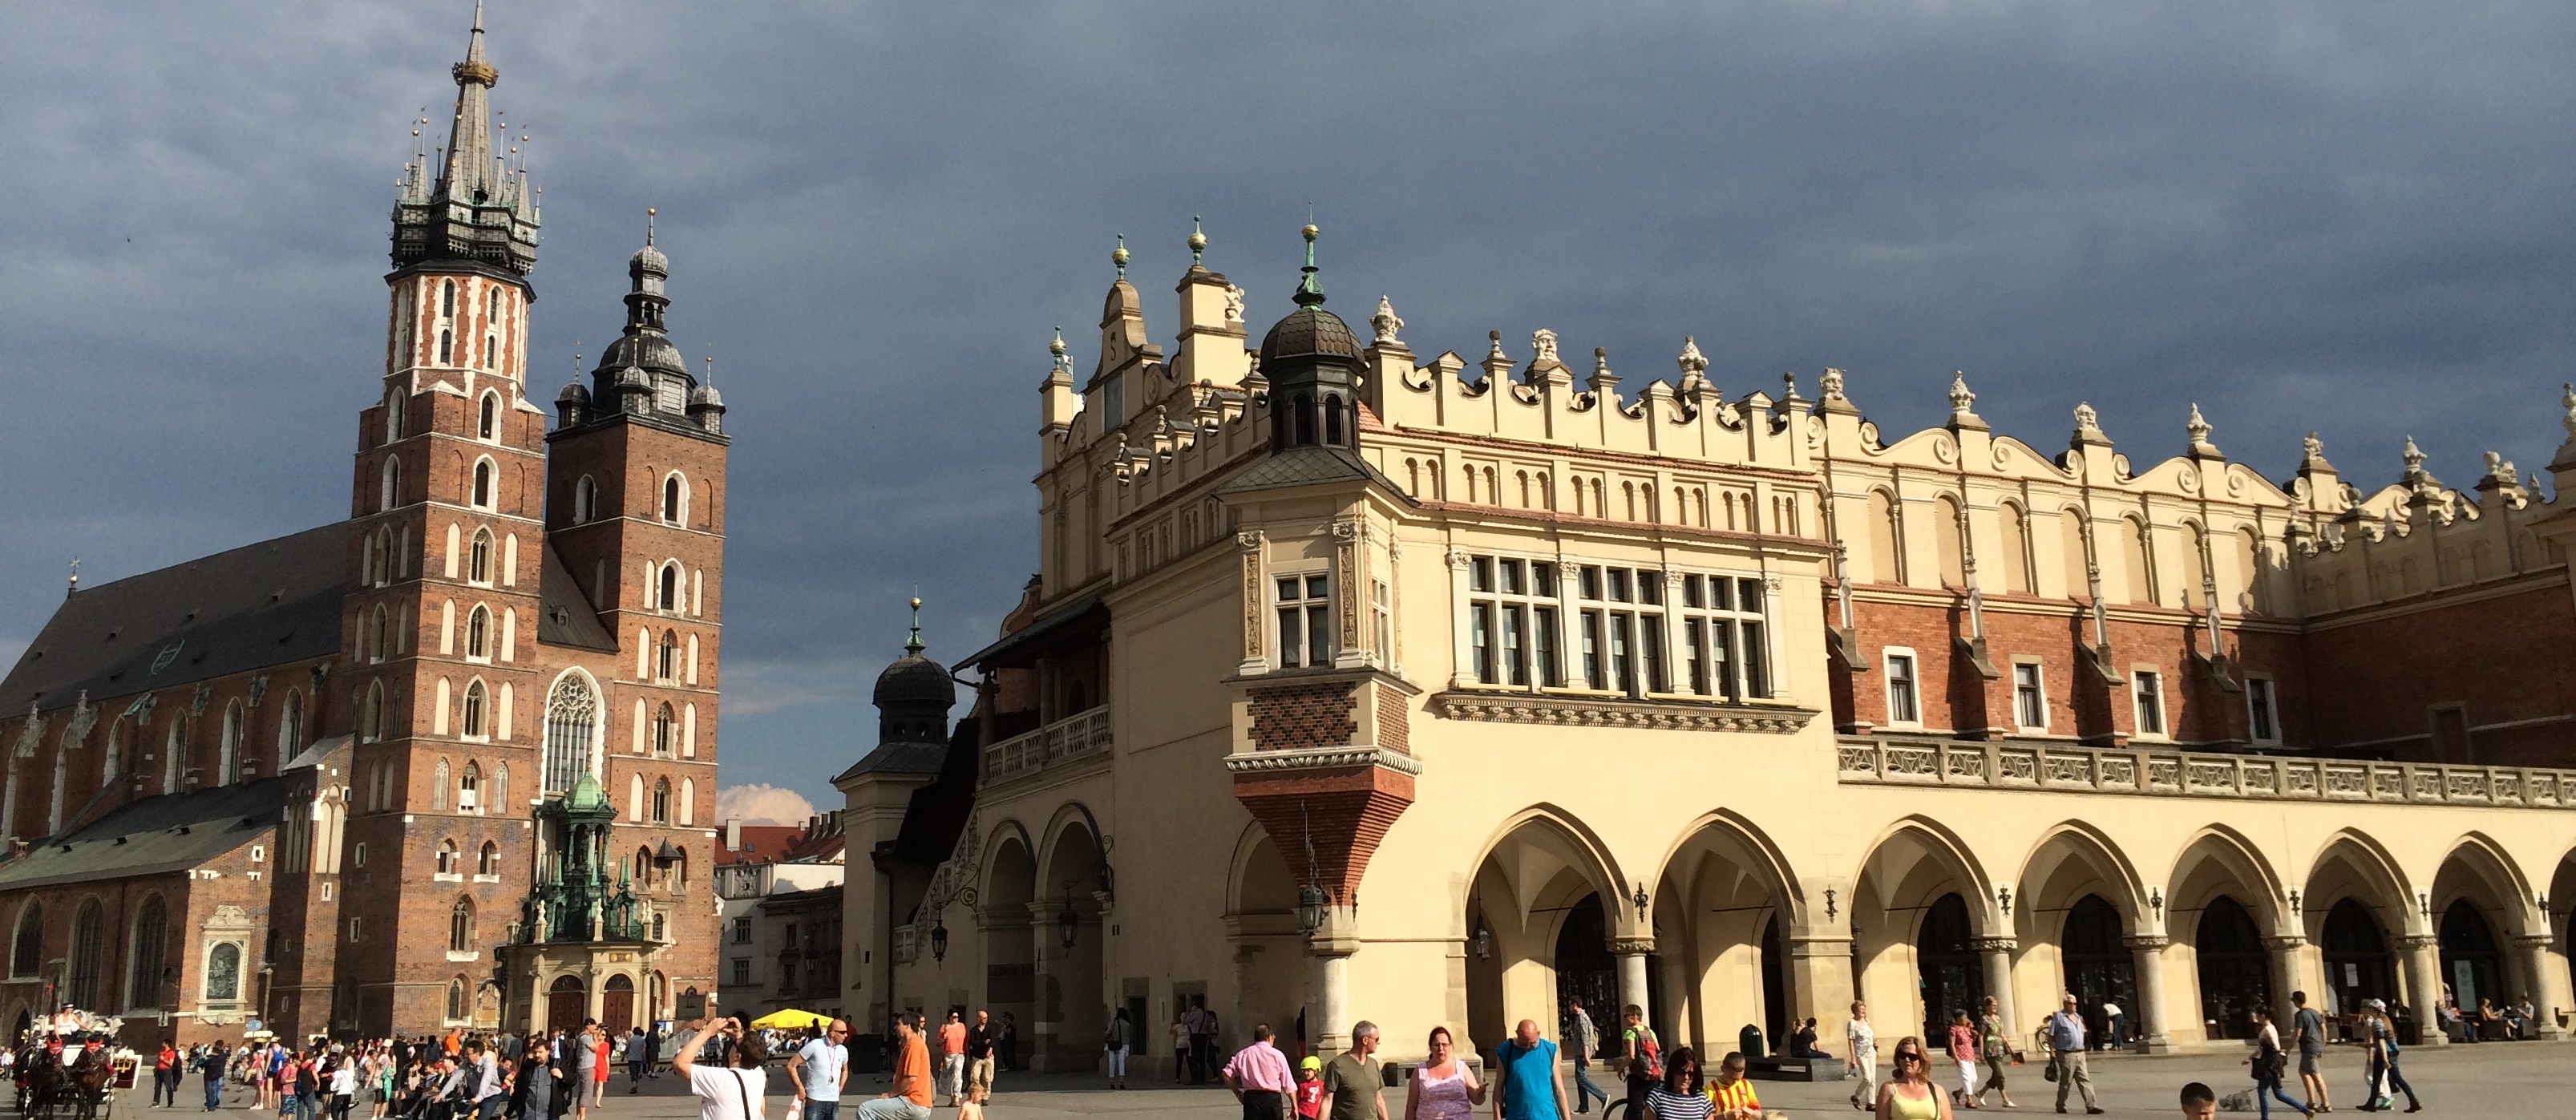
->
xmin=2 ymin=2 xmax=2570 ymax=815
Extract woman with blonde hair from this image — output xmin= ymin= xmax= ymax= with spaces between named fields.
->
xmin=1876 ymin=1035 xmax=1952 ymax=1120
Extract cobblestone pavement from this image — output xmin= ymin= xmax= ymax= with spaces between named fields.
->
xmin=98 ymin=1040 xmax=2571 ymax=1119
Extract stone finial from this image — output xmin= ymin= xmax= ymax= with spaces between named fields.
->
xmin=1819 ymin=367 xmax=1846 ymax=402
xmin=1677 ymin=336 xmax=1709 ymax=378
xmin=2402 ymin=435 xmax=2426 ymax=474
xmin=1049 ymin=325 xmax=1071 ymax=373
xmin=2482 ymin=450 xmax=2521 ymax=487
xmin=1371 ymin=294 xmax=1403 ymax=345
xmin=1187 ymin=215 xmax=1207 ymax=264
xmin=1595 ymin=346 xmax=1612 ymax=376
xmin=1486 ymin=330 xmax=1506 ymax=362
xmin=1112 ymin=233 xmax=1129 ymax=280
xmin=2186 ymin=402 xmax=2222 ymax=458
xmin=1948 ymin=372 xmax=1976 ymax=417
xmin=1531 ymin=328 xmax=1559 ymax=365
xmin=2562 ymin=382 xmax=2576 ymax=440
xmin=1781 ymin=370 xmax=1802 ymax=404
xmin=2400 ymin=435 xmax=2441 ymax=497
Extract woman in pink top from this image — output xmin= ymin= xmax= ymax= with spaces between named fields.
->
xmin=1946 ymin=1012 xmax=1980 ymax=1110
xmin=1404 ymin=1026 xmax=1484 ymax=1120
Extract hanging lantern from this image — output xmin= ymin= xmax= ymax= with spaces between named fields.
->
xmin=1471 ymin=915 xmax=1492 ymax=961
xmin=1057 ymin=898 xmax=1081 ymax=948
xmin=929 ymin=919 xmax=949 ymax=963
xmin=1297 ymin=882 xmax=1328 ymax=936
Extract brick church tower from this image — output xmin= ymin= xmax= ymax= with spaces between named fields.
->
xmin=333 ymin=6 xmax=727 ymax=1035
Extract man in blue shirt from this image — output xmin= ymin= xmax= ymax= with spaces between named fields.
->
xmin=791 ymin=1019 xmax=852 ymax=1120
xmin=2046 ymin=994 xmax=2102 ymax=1115
xmin=1494 ymin=1019 xmax=1568 ymax=1120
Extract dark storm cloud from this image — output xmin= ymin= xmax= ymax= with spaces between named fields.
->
xmin=3 ymin=2 xmax=2570 ymax=802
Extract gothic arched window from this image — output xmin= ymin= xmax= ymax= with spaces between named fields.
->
xmin=126 ymin=894 xmax=168 ymax=1012
xmin=472 ymin=460 xmax=494 ymax=509
xmin=461 ymin=681 xmax=487 ymax=740
xmin=436 ymin=839 xmax=457 ymax=875
xmin=431 ymin=760 xmax=450 ymax=812
xmin=477 ymin=840 xmax=499 ymax=876
xmin=362 ymin=681 xmax=387 ymax=743
xmin=662 ymin=475 xmax=685 ymax=523
xmin=541 ymin=674 xmax=598 ymax=794
xmin=470 ymin=529 xmax=493 ymax=584
xmin=657 ymin=632 xmax=679 ymax=681
xmin=449 ymin=899 xmax=475 ymax=952
xmin=220 ymin=702 xmax=244 ymax=786
xmin=67 ymin=901 xmax=102 ymax=1009
xmin=459 ymin=761 xmax=480 ymax=811
xmin=446 ymin=980 xmax=466 ymax=1022
xmin=650 ymin=778 xmax=671 ymax=824
xmin=478 ymin=393 xmax=499 ymax=441
xmin=11 ymin=904 xmax=42 ymax=979
xmin=381 ymin=456 xmax=402 ymax=513
xmin=441 ymin=279 xmax=455 ymax=319
xmin=657 ymin=564 xmax=679 ymax=613
xmin=572 ymin=476 xmax=596 ymax=524
xmin=466 ymin=606 xmax=491 ymax=659
xmin=277 ymin=690 xmax=303 ymax=770
xmin=653 ymin=705 xmax=675 ymax=758
xmin=438 ymin=330 xmax=453 ymax=366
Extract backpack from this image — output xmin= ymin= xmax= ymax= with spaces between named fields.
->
xmin=1626 ymin=1027 xmax=1662 ymax=1082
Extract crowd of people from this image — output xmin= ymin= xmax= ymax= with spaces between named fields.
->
xmin=104 ymin=1020 xmax=676 ymax=1119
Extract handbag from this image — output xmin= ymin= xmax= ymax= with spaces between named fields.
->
xmin=2041 ymin=1051 xmax=2059 ymax=1082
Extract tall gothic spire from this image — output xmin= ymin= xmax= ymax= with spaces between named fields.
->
xmin=391 ymin=1 xmax=539 ymax=274
xmin=439 ymin=1 xmax=499 ymax=202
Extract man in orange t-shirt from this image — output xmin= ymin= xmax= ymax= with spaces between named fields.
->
xmin=855 ymin=1012 xmax=932 ymax=1120
xmin=936 ymin=1012 xmax=969 ymax=1106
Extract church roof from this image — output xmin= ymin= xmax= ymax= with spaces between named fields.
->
xmin=0 ymin=777 xmax=297 ymax=891
xmin=0 ymin=524 xmax=346 ymax=717
xmin=1218 ymin=445 xmax=1415 ymax=500
xmin=833 ymin=740 xmax=948 ymax=784
xmin=536 ymin=544 xmax=620 ymax=652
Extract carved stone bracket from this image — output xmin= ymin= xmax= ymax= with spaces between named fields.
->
xmin=1607 ymin=936 xmax=1657 ymax=956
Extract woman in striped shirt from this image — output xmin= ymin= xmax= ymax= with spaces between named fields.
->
xmin=1643 ymin=1046 xmax=1709 ymax=1120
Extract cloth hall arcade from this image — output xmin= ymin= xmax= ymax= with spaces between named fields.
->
xmin=845 ymin=225 xmax=2576 ymax=1074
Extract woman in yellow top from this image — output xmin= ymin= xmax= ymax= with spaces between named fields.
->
xmin=1876 ymin=1036 xmax=1953 ymax=1120
xmin=1702 ymin=1051 xmax=1761 ymax=1118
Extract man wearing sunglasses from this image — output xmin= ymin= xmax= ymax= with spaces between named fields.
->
xmin=791 ymin=1020 xmax=853 ymax=1120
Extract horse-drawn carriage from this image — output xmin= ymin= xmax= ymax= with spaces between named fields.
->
xmin=12 ymin=1016 xmax=126 ymax=1120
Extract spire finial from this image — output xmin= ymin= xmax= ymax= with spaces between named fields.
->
xmin=1113 ymin=234 xmax=1129 ymax=280
xmin=1049 ymin=325 xmax=1070 ymax=373
xmin=1188 ymin=216 xmax=1207 ymax=264
xmin=1294 ymin=223 xmax=1324 ymax=307
xmin=907 ymin=595 xmax=925 ymax=656
xmin=645 ymin=207 xmax=656 ymax=247
xmin=67 ymin=558 xmax=79 ymax=597
xmin=703 ymin=354 xmax=714 ymax=386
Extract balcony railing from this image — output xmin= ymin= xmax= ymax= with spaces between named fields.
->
xmin=1838 ymin=736 xmax=2576 ymax=810
xmin=982 ymin=708 xmax=1113 ymax=790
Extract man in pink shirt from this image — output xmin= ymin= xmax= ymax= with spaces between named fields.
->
xmin=1223 ymin=1024 xmax=1298 ymax=1120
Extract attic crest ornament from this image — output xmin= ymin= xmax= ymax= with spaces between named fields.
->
xmin=1531 ymin=329 xmax=1559 ymax=364
xmin=1676 ymin=336 xmax=1709 ymax=386
xmin=1370 ymin=295 xmax=1403 ymax=344
xmin=1948 ymin=373 xmax=1976 ymax=417
xmin=2303 ymin=432 xmax=2323 ymax=460
xmin=2073 ymin=401 xmax=2101 ymax=435
xmin=1818 ymin=367 xmax=1846 ymax=402
xmin=1223 ymin=285 xmax=1245 ymax=324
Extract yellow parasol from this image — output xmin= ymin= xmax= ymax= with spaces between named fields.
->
xmin=748 ymin=1009 xmax=834 ymax=1030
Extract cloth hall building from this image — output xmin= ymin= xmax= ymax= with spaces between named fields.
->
xmin=0 ymin=14 xmax=726 ymax=1045
xmin=843 ymin=225 xmax=2576 ymax=1072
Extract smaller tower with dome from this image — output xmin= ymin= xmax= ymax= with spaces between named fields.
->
xmin=874 ymin=597 xmax=957 ymax=747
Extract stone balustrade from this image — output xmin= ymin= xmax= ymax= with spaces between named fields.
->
xmin=982 ymin=707 xmax=1114 ymax=790
xmin=1838 ymin=736 xmax=2576 ymax=809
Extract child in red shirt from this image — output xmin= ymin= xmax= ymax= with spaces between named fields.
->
xmin=1296 ymin=1056 xmax=1325 ymax=1119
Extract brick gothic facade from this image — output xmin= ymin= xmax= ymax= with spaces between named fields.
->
xmin=0 ymin=14 xmax=725 ymax=1046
